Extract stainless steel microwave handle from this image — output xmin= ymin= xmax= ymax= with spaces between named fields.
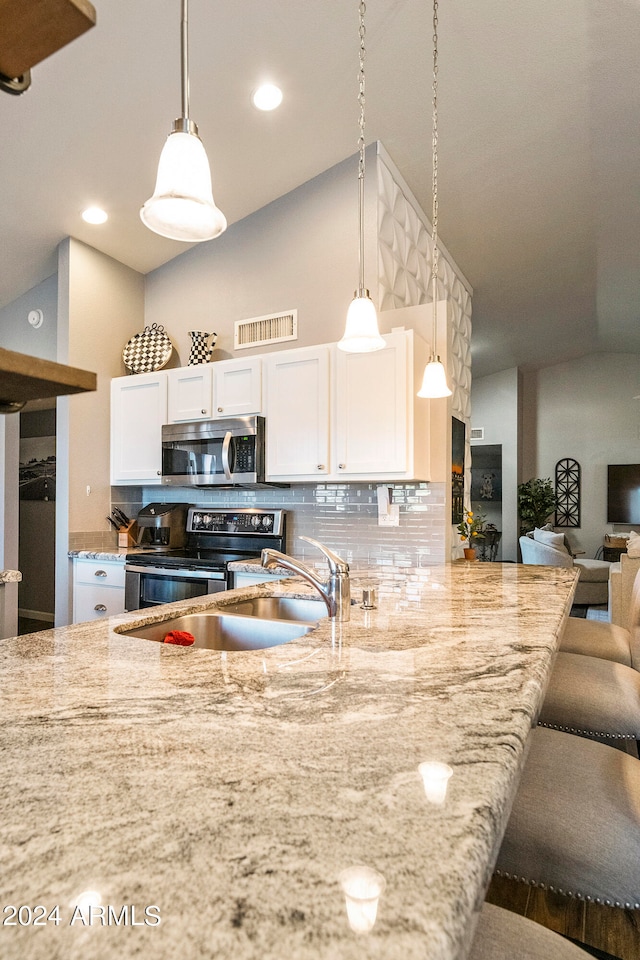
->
xmin=221 ymin=430 xmax=233 ymax=480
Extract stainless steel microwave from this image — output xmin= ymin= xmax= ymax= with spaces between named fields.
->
xmin=161 ymin=416 xmax=266 ymax=487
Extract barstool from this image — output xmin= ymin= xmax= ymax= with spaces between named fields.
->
xmin=539 ymin=651 xmax=640 ymax=753
xmin=560 ymin=617 xmax=636 ymax=666
xmin=560 ymin=566 xmax=640 ymax=668
xmin=495 ymin=728 xmax=640 ymax=907
xmin=470 ymin=903 xmax=593 ymax=960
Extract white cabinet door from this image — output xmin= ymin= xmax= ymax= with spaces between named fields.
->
xmin=110 ymin=372 xmax=167 ymax=484
xmin=72 ymin=559 xmax=126 ymax=623
xmin=213 ymin=358 xmax=262 ymax=418
xmin=332 ymin=331 xmax=409 ymax=477
xmin=167 ymin=365 xmax=213 ymax=421
xmin=265 ymin=346 xmax=330 ymax=479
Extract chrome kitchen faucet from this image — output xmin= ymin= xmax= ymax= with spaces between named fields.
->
xmin=261 ymin=536 xmax=351 ymax=622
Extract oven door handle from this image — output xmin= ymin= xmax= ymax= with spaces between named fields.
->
xmin=221 ymin=430 xmax=233 ymax=481
xmin=125 ymin=563 xmax=225 ymax=580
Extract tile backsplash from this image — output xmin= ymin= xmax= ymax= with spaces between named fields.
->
xmin=111 ymin=481 xmax=447 ymax=566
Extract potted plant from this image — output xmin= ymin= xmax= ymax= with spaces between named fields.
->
xmin=517 ymin=478 xmax=557 ymax=535
xmin=457 ymin=509 xmax=485 ymax=560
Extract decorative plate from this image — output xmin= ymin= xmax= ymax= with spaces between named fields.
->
xmin=122 ymin=323 xmax=173 ymax=374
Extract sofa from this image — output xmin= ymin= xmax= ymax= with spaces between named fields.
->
xmin=519 ymin=531 xmax=611 ymax=606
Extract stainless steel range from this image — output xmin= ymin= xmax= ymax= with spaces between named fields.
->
xmin=124 ymin=507 xmax=287 ymax=612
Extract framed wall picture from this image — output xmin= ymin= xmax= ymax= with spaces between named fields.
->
xmin=19 ymin=435 xmax=56 ymax=501
xmin=451 ymin=416 xmax=465 ymax=524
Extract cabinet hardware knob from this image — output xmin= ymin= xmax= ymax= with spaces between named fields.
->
xmin=201 ymin=408 xmax=207 ymax=415
xmin=218 ymin=407 xmax=223 ymax=412
xmin=317 ymin=464 xmax=325 ymax=470
xmin=157 ymin=470 xmax=161 ymax=475
xmin=94 ymin=604 xmax=107 ymax=612
xmin=94 ymin=570 xmax=107 ymax=577
xmin=339 ymin=463 xmax=345 ymax=469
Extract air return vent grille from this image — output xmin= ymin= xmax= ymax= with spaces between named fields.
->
xmin=234 ymin=310 xmax=298 ymax=350
xmin=470 ymin=427 xmax=484 ymax=441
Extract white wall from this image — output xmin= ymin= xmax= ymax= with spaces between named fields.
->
xmin=471 ymin=368 xmax=520 ymax=562
xmin=144 ymin=151 xmax=375 ymax=365
xmin=56 ymin=238 xmax=144 ymax=625
xmin=0 ymin=415 xmax=19 ymax=637
xmin=528 ymin=352 xmax=640 ymax=558
xmin=0 ymin=273 xmax=57 ymax=636
xmin=0 ymin=274 xmax=58 ymax=359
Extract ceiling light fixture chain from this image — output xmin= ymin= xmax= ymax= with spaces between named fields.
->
xmin=181 ymin=0 xmax=190 ymax=121
xmin=431 ymin=0 xmax=440 ymax=330
xmin=337 ymin=0 xmax=385 ymax=353
xmin=417 ymin=0 xmax=452 ymax=398
xmin=357 ymin=0 xmax=367 ymax=294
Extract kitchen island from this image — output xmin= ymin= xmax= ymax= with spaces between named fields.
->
xmin=0 ymin=563 xmax=577 ymax=959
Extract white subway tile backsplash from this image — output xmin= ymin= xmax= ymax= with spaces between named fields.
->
xmin=120 ymin=480 xmax=447 ymax=566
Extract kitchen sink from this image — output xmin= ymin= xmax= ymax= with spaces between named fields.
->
xmin=220 ymin=596 xmax=328 ymax=623
xmin=118 ymin=612 xmax=314 ymax=651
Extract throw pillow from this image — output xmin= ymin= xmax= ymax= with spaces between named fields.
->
xmin=533 ymin=527 xmax=569 ymax=553
xmin=628 ymin=531 xmax=640 ymax=558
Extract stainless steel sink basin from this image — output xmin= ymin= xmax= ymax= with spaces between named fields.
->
xmin=220 ymin=596 xmax=328 ymax=623
xmin=118 ymin=613 xmax=313 ymax=651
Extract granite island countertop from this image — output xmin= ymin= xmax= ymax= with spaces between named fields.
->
xmin=0 ymin=563 xmax=577 ymax=960
xmin=0 ymin=569 xmax=21 ymax=583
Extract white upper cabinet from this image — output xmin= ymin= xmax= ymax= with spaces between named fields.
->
xmin=333 ymin=330 xmax=408 ymax=477
xmin=110 ymin=329 xmax=431 ymax=486
xmin=263 ymin=329 xmax=429 ymax=482
xmin=212 ymin=357 xmax=263 ymax=418
xmin=265 ymin=345 xmax=330 ymax=479
xmin=110 ymin=372 xmax=167 ymax=484
xmin=167 ymin=365 xmax=213 ymax=422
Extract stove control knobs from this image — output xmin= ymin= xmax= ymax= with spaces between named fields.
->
xmin=251 ymin=515 xmax=261 ymax=528
xmin=203 ymin=514 xmax=213 ymax=526
xmin=262 ymin=515 xmax=273 ymax=529
xmin=192 ymin=513 xmax=202 ymax=527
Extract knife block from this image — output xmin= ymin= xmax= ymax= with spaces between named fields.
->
xmin=118 ymin=521 xmax=138 ymax=548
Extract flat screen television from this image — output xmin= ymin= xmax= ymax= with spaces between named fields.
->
xmin=607 ymin=464 xmax=640 ymax=524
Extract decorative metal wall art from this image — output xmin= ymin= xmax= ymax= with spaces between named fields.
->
xmin=555 ymin=458 xmax=581 ymax=528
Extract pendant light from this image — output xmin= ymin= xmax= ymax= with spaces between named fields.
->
xmin=338 ymin=1 xmax=385 ymax=354
xmin=417 ymin=0 xmax=452 ymax=398
xmin=140 ymin=0 xmax=227 ymax=242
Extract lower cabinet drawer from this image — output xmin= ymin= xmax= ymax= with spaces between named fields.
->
xmin=73 ymin=559 xmax=125 ymax=588
xmin=73 ymin=583 xmax=125 ymax=623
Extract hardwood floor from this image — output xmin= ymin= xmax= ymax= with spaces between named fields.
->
xmin=487 ymin=875 xmax=640 ymax=960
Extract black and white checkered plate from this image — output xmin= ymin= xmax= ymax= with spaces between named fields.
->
xmin=122 ymin=324 xmax=173 ymax=374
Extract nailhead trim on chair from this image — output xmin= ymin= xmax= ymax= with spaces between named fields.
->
xmin=493 ymin=870 xmax=640 ymax=908
xmin=537 ymin=721 xmax=635 ymax=739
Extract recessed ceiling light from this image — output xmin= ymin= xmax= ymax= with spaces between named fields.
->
xmin=82 ymin=206 xmax=108 ymax=225
xmin=251 ymin=83 xmax=283 ymax=111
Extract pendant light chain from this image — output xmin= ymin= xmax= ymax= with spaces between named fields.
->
xmin=181 ymin=0 xmax=190 ymax=120
xmin=416 ymin=0 xmax=452 ymax=396
xmin=431 ymin=0 xmax=440 ymax=356
xmin=337 ymin=0 xmax=385 ymax=352
xmin=357 ymin=0 xmax=367 ymax=294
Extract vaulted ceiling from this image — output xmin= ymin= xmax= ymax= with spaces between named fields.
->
xmin=1 ymin=0 xmax=638 ymax=378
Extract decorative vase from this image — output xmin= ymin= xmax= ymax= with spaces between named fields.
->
xmin=463 ymin=547 xmax=476 ymax=561
xmin=188 ymin=330 xmax=217 ymax=365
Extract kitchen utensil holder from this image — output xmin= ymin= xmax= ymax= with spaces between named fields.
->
xmin=118 ymin=520 xmax=138 ymax=548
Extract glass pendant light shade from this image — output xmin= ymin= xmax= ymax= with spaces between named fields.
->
xmin=338 ymin=292 xmax=386 ymax=353
xmin=140 ymin=130 xmax=227 ymax=242
xmin=417 ymin=357 xmax=452 ymax=398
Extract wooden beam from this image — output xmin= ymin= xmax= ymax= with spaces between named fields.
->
xmin=0 ymin=0 xmax=96 ymax=78
xmin=0 ymin=347 xmax=96 ymax=405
